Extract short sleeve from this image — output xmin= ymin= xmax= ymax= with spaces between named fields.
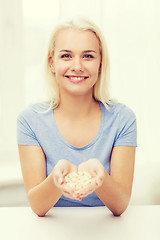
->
xmin=113 ymin=105 xmax=137 ymax=147
xmin=17 ymin=108 xmax=40 ymax=146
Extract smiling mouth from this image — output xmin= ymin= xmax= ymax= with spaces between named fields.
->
xmin=65 ymin=75 xmax=89 ymax=81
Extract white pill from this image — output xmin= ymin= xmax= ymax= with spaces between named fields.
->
xmin=64 ymin=171 xmax=92 ymax=192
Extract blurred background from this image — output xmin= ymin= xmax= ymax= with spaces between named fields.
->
xmin=0 ymin=0 xmax=160 ymax=206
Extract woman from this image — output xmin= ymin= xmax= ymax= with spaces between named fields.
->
xmin=17 ymin=18 xmax=137 ymax=217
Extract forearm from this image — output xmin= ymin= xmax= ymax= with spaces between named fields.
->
xmin=95 ymin=172 xmax=131 ymax=216
xmin=27 ymin=173 xmax=62 ymax=217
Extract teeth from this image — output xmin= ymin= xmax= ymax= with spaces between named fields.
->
xmin=70 ymin=76 xmax=85 ymax=81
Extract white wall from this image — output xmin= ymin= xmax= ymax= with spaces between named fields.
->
xmin=101 ymin=0 xmax=160 ymax=204
xmin=0 ymin=0 xmax=160 ymax=205
xmin=0 ymin=0 xmax=25 ymax=153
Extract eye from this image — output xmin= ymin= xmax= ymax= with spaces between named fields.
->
xmin=83 ymin=54 xmax=94 ymax=59
xmin=61 ymin=54 xmax=72 ymax=59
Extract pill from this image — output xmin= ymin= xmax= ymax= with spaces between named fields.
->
xmin=64 ymin=171 xmax=92 ymax=192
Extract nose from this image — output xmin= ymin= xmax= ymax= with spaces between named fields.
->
xmin=70 ymin=56 xmax=84 ymax=72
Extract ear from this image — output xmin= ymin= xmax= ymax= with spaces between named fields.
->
xmin=48 ymin=56 xmax=55 ymax=73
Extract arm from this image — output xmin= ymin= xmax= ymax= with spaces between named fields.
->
xmin=18 ymin=145 xmax=62 ymax=217
xmin=95 ymin=146 xmax=136 ymax=216
xmin=78 ymin=146 xmax=136 ymax=216
xmin=18 ymin=145 xmax=78 ymax=216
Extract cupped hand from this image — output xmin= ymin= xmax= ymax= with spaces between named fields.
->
xmin=78 ymin=158 xmax=105 ymax=198
xmin=53 ymin=159 xmax=78 ymax=200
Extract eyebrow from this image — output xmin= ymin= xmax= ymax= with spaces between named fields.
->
xmin=59 ymin=49 xmax=97 ymax=53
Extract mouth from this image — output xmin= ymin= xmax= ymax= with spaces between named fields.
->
xmin=65 ymin=75 xmax=89 ymax=80
xmin=65 ymin=75 xmax=89 ymax=84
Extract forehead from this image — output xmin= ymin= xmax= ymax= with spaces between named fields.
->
xmin=54 ymin=28 xmax=100 ymax=51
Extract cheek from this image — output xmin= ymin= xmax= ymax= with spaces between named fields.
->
xmin=54 ymin=62 xmax=69 ymax=77
xmin=87 ymin=58 xmax=100 ymax=72
xmin=89 ymin=63 xmax=100 ymax=78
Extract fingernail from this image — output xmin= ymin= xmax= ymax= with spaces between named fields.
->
xmin=76 ymin=196 xmax=82 ymax=201
xmin=97 ymin=178 xmax=102 ymax=186
xmin=58 ymin=177 xmax=63 ymax=184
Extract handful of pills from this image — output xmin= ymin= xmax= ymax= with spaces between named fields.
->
xmin=64 ymin=171 xmax=92 ymax=192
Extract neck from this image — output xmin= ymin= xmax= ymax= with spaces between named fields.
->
xmin=55 ymin=92 xmax=98 ymax=119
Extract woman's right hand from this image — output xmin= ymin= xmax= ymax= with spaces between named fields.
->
xmin=53 ymin=159 xmax=79 ymax=200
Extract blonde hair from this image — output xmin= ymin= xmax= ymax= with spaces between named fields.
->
xmin=44 ymin=17 xmax=112 ymax=110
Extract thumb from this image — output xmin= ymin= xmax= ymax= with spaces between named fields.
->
xmin=53 ymin=170 xmax=64 ymax=186
xmin=58 ymin=176 xmax=64 ymax=185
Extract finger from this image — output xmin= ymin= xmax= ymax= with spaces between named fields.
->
xmin=71 ymin=165 xmax=78 ymax=173
xmin=55 ymin=165 xmax=77 ymax=186
xmin=78 ymin=164 xmax=89 ymax=174
xmin=53 ymin=165 xmax=66 ymax=186
xmin=56 ymin=159 xmax=73 ymax=176
xmin=95 ymin=177 xmax=104 ymax=188
xmin=53 ymin=172 xmax=64 ymax=187
xmin=76 ymin=189 xmax=92 ymax=198
xmin=78 ymin=179 xmax=97 ymax=196
xmin=95 ymin=170 xmax=105 ymax=187
xmin=62 ymin=165 xmax=78 ymax=181
xmin=78 ymin=164 xmax=97 ymax=178
xmin=61 ymin=183 xmax=75 ymax=195
xmin=63 ymin=191 xmax=76 ymax=200
xmin=62 ymin=187 xmax=82 ymax=201
xmin=73 ymin=193 xmax=83 ymax=201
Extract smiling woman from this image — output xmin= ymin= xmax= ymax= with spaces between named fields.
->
xmin=49 ymin=28 xmax=101 ymax=98
xmin=45 ymin=18 xmax=110 ymax=110
xmin=17 ymin=17 xmax=137 ymax=217
xmin=59 ymin=49 xmax=96 ymax=84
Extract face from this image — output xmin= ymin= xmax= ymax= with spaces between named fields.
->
xmin=50 ymin=28 xmax=101 ymax=97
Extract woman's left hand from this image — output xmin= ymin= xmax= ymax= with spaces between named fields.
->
xmin=77 ymin=158 xmax=105 ymax=198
